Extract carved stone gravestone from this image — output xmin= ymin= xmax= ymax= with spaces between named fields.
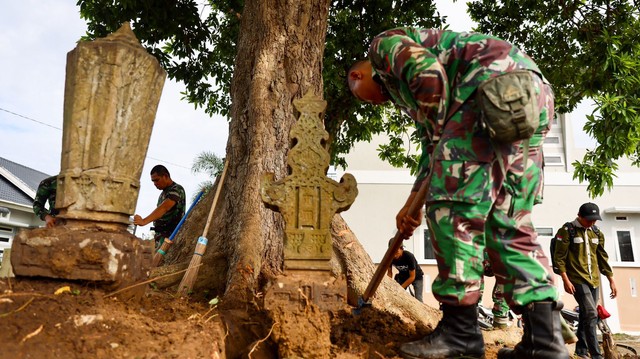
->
xmin=11 ymin=23 xmax=164 ymax=289
xmin=261 ymin=92 xmax=358 ymax=311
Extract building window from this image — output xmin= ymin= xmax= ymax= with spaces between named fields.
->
xmin=615 ymin=230 xmax=635 ymax=262
xmin=544 ymin=136 xmax=560 ymax=145
xmin=536 ymin=227 xmax=554 ymax=237
xmin=615 ymin=216 xmax=628 ymax=221
xmin=423 ymin=228 xmax=435 ymax=260
xmin=544 ymin=155 xmax=564 ymax=166
xmin=0 ymin=226 xmax=13 ymax=243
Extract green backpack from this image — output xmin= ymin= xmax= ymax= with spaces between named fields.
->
xmin=477 ymin=70 xmax=540 ymax=177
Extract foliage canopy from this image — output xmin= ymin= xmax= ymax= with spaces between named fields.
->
xmin=78 ymin=1 xmax=640 ymax=196
xmin=78 ymin=0 xmax=444 ymax=171
xmin=190 ymin=151 xmax=224 ymax=201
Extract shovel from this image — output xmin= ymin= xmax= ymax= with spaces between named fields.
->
xmin=355 ymin=179 xmax=429 ymax=313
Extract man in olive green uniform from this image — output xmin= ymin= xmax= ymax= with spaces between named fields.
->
xmin=33 ymin=175 xmax=58 ymax=228
xmin=134 ymin=165 xmax=185 ymax=248
xmin=553 ymin=202 xmax=617 ymax=359
xmin=349 ymin=27 xmax=566 ymax=358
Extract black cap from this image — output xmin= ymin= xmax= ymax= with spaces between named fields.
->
xmin=579 ymin=202 xmax=602 ymax=221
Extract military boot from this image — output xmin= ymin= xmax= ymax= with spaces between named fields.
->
xmin=399 ymin=304 xmax=485 ymax=359
xmin=497 ymin=301 xmax=570 ymax=359
xmin=492 ymin=315 xmax=509 ymax=330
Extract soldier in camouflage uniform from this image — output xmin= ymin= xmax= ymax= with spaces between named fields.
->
xmin=134 ymin=165 xmax=185 ymax=248
xmin=349 ymin=27 xmax=567 ymax=359
xmin=481 ymin=252 xmax=510 ymax=329
xmin=33 ymin=175 xmax=59 ymax=228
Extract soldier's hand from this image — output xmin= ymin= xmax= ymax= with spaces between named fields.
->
xmin=133 ymin=214 xmax=144 ymax=226
xmin=397 ymin=209 xmax=421 ymax=239
xmin=396 ymin=205 xmax=410 ymax=234
xmin=396 ymin=191 xmax=422 ymax=238
xmin=44 ymin=215 xmax=56 ymax=228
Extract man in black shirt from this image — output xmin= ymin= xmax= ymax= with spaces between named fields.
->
xmin=133 ymin=165 xmax=186 ymax=248
xmin=388 ymin=238 xmax=424 ymax=302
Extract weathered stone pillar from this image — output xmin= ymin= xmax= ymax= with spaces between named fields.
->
xmin=57 ymin=22 xmax=166 ymax=230
xmin=11 ymin=23 xmax=161 ymax=289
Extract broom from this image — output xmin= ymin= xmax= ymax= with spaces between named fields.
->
xmin=177 ymin=159 xmax=228 ymax=295
xmin=151 ymin=190 xmax=205 ymax=267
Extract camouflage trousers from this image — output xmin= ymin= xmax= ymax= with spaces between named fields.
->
xmin=491 ymin=283 xmax=509 ymax=318
xmin=425 ymin=75 xmax=558 ymax=311
xmin=426 ymin=158 xmax=558 ymax=310
xmin=480 ymin=281 xmax=510 ymax=318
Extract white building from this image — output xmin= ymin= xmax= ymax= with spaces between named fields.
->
xmin=338 ymin=114 xmax=640 ymax=333
xmin=0 ymin=156 xmax=48 ymax=265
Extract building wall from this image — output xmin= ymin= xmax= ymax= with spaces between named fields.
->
xmin=0 ymin=200 xmax=43 ymax=264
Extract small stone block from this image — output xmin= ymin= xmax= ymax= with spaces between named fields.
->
xmin=11 ymin=227 xmax=152 ymax=284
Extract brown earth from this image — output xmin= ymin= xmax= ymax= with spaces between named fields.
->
xmin=1 ymin=277 xmax=637 ymax=359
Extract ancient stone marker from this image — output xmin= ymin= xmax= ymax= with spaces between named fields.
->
xmin=57 ymin=22 xmax=166 ymax=230
xmin=11 ymin=23 xmax=163 ymax=288
xmin=261 ymin=91 xmax=358 ymax=311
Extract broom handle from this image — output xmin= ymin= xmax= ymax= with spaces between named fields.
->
xmin=201 ymin=159 xmax=228 ymax=237
xmin=167 ymin=190 xmax=205 ymax=242
xmin=362 ymin=179 xmax=429 ymax=303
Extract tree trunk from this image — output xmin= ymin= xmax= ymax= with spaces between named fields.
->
xmin=166 ymin=0 xmax=331 ymax=305
xmin=163 ymin=0 xmax=438 ymax=332
xmin=331 ymin=216 xmax=440 ymax=329
xmin=223 ymin=0 xmax=333 ymax=304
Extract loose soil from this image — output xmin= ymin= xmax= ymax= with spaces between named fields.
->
xmin=1 ymin=277 xmax=637 ymax=358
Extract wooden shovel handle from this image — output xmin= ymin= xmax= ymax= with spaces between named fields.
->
xmin=362 ymin=179 xmax=429 ymax=303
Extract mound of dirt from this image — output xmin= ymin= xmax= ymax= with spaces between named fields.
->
xmin=0 ymin=278 xmax=225 ymax=359
xmin=3 ymin=277 xmax=636 ymax=358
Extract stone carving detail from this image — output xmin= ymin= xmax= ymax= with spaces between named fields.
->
xmin=56 ymin=22 xmax=166 ymax=229
xmin=261 ymin=92 xmax=358 ymax=271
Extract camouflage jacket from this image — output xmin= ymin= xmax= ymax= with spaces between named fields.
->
xmin=368 ymin=27 xmax=549 ymax=191
xmin=153 ymin=182 xmax=186 ymax=238
xmin=33 ymin=175 xmax=58 ymax=221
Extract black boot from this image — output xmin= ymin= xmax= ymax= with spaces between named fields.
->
xmin=497 ymin=301 xmax=570 ymax=359
xmin=399 ymin=304 xmax=485 ymax=359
